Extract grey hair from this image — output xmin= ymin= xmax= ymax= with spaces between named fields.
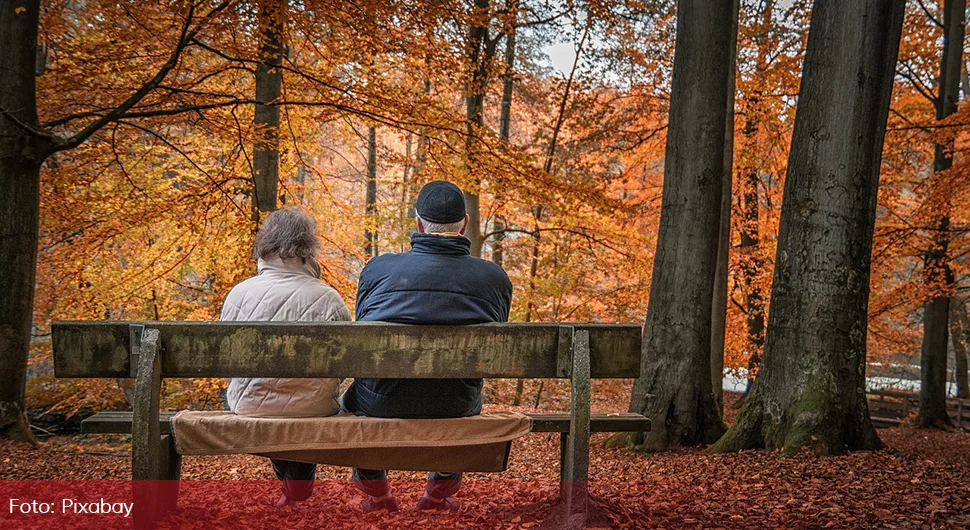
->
xmin=417 ymin=215 xmax=465 ymax=234
xmin=254 ymin=208 xmax=321 ymax=261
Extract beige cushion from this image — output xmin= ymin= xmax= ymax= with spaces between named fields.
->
xmin=171 ymin=411 xmax=532 ymax=472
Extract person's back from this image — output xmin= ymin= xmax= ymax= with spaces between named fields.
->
xmin=224 ymin=254 xmax=350 ymax=418
xmin=344 ymin=231 xmax=512 ymax=418
xmin=342 ymin=181 xmax=513 ymax=512
xmin=220 ymin=207 xmax=352 ymax=509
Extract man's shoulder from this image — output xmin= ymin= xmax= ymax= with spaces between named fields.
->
xmin=360 ymin=252 xmax=408 ymax=277
xmin=465 ymin=256 xmax=512 ymax=285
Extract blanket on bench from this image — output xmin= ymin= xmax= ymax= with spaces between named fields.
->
xmin=170 ymin=411 xmax=532 ymax=472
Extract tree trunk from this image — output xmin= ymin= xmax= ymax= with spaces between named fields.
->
xmin=916 ymin=0 xmax=964 ymax=429
xmin=738 ymin=1 xmax=773 ymax=396
xmin=253 ymin=0 xmax=284 ymax=213
xmin=711 ymin=0 xmax=741 ymax=415
xmin=0 ymin=0 xmax=43 ymax=443
xmin=463 ymin=0 xmax=491 ymax=257
xmin=950 ymin=299 xmax=969 ymax=399
xmin=626 ymin=0 xmax=738 ymax=450
xmin=406 ymin=79 xmax=432 ymax=227
xmin=710 ymin=0 xmax=904 ymax=455
xmin=364 ymin=126 xmax=378 ymax=257
xmin=492 ymin=2 xmax=517 ymax=268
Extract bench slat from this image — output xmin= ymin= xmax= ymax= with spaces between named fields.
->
xmin=53 ymin=321 xmax=642 ymax=379
xmin=80 ymin=411 xmax=650 ymax=435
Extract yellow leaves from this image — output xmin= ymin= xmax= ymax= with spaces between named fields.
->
xmin=14 ymin=6 xmax=26 ymax=15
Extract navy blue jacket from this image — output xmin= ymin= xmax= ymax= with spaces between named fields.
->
xmin=342 ymin=233 xmax=513 ymax=419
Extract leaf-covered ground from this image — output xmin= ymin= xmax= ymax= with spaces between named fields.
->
xmin=2 ymin=385 xmax=969 ymax=528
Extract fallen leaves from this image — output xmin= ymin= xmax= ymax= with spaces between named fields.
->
xmin=1 ymin=391 xmax=969 ymax=528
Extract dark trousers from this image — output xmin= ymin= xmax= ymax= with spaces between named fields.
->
xmin=353 ymin=467 xmax=462 ymax=499
xmin=271 ymin=459 xmax=316 ymax=501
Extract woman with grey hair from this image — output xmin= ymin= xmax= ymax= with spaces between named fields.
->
xmin=221 ymin=207 xmax=351 ymax=508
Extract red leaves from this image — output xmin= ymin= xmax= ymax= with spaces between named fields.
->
xmin=3 ymin=386 xmax=970 ymax=528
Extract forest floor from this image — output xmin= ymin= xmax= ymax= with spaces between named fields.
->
xmin=2 ymin=382 xmax=969 ymax=529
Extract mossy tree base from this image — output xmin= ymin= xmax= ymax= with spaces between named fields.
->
xmin=708 ymin=382 xmax=882 ymax=456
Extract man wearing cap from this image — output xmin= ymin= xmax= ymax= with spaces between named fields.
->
xmin=341 ymin=180 xmax=513 ymax=512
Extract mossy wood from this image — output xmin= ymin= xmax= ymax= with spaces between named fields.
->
xmin=52 ymin=321 xmax=641 ymax=379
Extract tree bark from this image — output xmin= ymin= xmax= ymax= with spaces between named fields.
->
xmin=492 ymin=1 xmax=517 ymax=269
xmin=463 ymin=0 xmax=491 ymax=257
xmin=626 ymin=0 xmax=737 ymax=449
xmin=711 ymin=0 xmax=741 ymax=415
xmin=253 ymin=0 xmax=284 ymax=213
xmin=364 ymin=126 xmax=378 ymax=257
xmin=0 ymin=0 xmax=43 ymax=443
xmin=916 ymin=0 xmax=964 ymax=429
xmin=950 ymin=299 xmax=969 ymax=399
xmin=957 ymin=300 xmax=970 ymax=399
xmin=710 ymin=0 xmax=904 ymax=455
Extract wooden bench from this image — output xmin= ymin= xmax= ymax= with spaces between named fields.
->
xmin=52 ymin=321 xmax=648 ymax=527
xmin=867 ymin=389 xmax=970 ymax=429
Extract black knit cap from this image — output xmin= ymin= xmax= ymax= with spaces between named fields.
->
xmin=414 ymin=181 xmax=466 ymax=224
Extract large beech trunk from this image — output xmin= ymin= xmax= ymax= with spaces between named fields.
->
xmin=626 ymin=0 xmax=738 ymax=449
xmin=0 ymin=0 xmax=43 ymax=442
xmin=710 ymin=0 xmax=904 ymax=455
xmin=916 ymin=0 xmax=964 ymax=429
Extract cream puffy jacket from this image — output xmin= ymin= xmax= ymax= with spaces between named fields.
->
xmin=223 ymin=255 xmax=351 ymax=417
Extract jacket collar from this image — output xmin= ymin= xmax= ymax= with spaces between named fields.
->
xmin=257 ymin=255 xmax=319 ymax=278
xmin=410 ymin=232 xmax=471 ymax=256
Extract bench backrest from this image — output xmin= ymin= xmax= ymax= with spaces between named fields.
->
xmin=52 ymin=321 xmax=642 ymax=379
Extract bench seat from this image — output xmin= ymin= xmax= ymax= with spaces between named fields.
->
xmin=81 ymin=411 xmax=651 ymax=435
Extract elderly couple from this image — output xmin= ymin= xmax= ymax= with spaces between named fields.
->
xmin=221 ymin=181 xmax=513 ymax=512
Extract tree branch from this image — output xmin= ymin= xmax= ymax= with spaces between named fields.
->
xmin=916 ymin=0 xmax=944 ymax=28
xmin=49 ymin=2 xmax=230 ymax=155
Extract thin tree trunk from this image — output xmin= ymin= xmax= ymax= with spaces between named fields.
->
xmin=253 ymin=0 xmax=284 ymax=213
xmin=711 ymin=0 xmax=741 ymax=415
xmin=493 ymin=1 xmax=517 ymax=269
xmin=406 ymin=79 xmax=432 ymax=226
xmin=504 ymin=16 xmax=517 ymax=406
xmin=711 ymin=0 xmax=904 ymax=455
xmin=950 ymin=299 xmax=969 ymax=399
xmin=625 ymin=0 xmax=737 ymax=450
xmin=463 ymin=0 xmax=491 ymax=257
xmin=917 ymin=0 xmax=964 ymax=429
xmin=957 ymin=300 xmax=970 ymax=399
xmin=738 ymin=0 xmax=773 ymax=396
xmin=364 ymin=126 xmax=378 ymax=257
xmin=400 ymin=133 xmax=412 ymax=253
xmin=0 ymin=0 xmax=43 ymax=442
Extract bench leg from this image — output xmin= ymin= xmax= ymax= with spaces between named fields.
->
xmin=560 ymin=330 xmax=590 ymax=527
xmin=130 ymin=327 xmax=180 ymax=528
xmin=159 ymin=435 xmax=182 ymax=512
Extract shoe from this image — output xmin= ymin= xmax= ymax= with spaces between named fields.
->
xmin=361 ymin=496 xmax=399 ymax=513
xmin=416 ymin=496 xmax=460 ymax=511
xmin=274 ymin=493 xmax=305 ymax=510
